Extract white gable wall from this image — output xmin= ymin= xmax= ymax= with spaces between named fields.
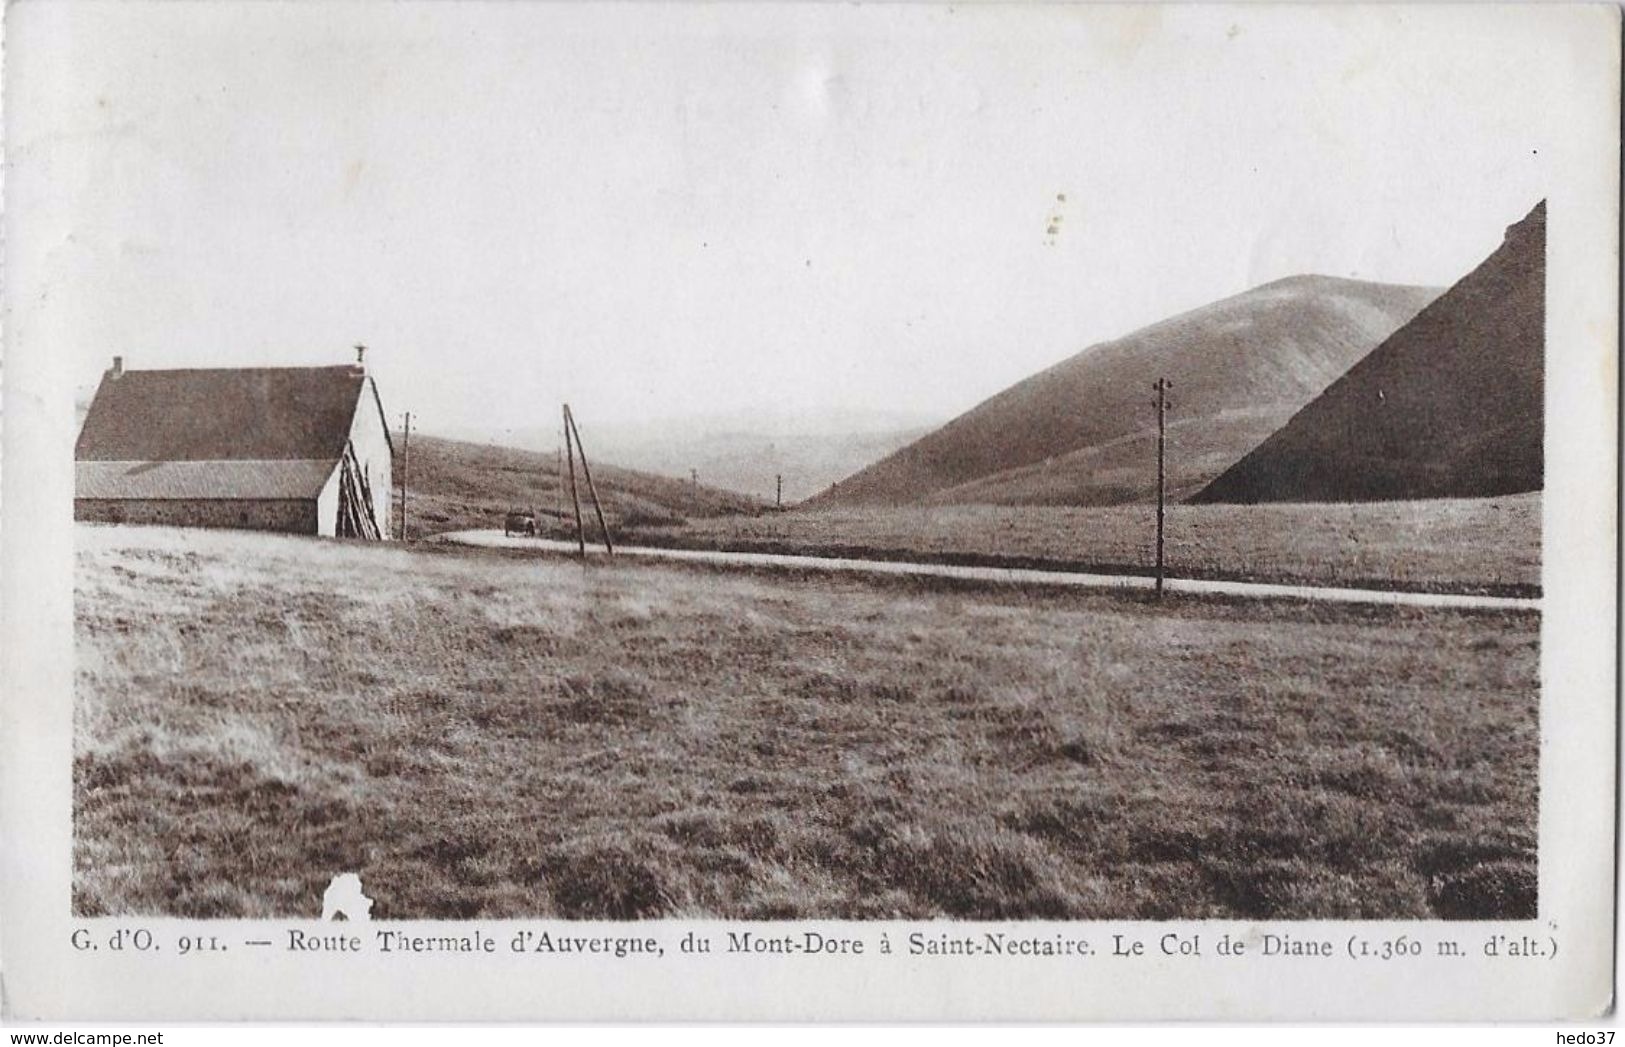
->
xmin=315 ymin=465 xmax=341 ymax=538
xmin=313 ymin=375 xmax=393 ymax=540
xmin=348 ymin=375 xmax=394 ymax=540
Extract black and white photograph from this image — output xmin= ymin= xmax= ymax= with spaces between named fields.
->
xmin=3 ymin=0 xmax=1618 ymax=1025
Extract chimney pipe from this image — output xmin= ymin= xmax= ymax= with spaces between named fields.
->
xmin=112 ymin=355 xmax=124 ymax=377
xmin=354 ymin=343 xmax=367 ymax=366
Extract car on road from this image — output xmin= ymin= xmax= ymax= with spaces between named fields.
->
xmin=504 ymin=510 xmax=538 ymax=537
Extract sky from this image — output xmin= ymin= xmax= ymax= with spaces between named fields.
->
xmin=17 ymin=2 xmax=1571 ymax=434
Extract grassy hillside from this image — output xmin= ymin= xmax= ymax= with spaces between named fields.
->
xmin=812 ymin=276 xmax=1440 ymax=508
xmin=393 ymin=433 xmax=765 ymax=539
xmin=77 ymin=525 xmax=1536 ymax=920
xmin=1198 ymin=202 xmax=1544 ymax=503
xmin=623 ymin=493 xmax=1541 ymax=597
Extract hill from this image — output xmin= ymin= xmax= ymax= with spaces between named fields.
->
xmin=394 ymin=433 xmax=764 ymax=539
xmin=1195 ymin=202 xmax=1545 ymax=503
xmin=581 ymin=422 xmax=935 ymax=505
xmin=810 ymin=276 xmax=1441 ymax=508
xmin=459 ymin=408 xmax=937 ymax=504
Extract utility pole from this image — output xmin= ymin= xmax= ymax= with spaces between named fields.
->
xmin=776 ymin=473 xmax=783 ymax=509
xmin=691 ymin=468 xmax=699 ymax=494
xmin=564 ymin=404 xmax=614 ymax=556
xmin=400 ymin=411 xmax=412 ymax=541
xmin=1152 ymin=377 xmax=1172 ymax=597
xmin=563 ymin=406 xmax=586 ymax=558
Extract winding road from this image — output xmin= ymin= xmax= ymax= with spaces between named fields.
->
xmin=438 ymin=530 xmax=1539 ymax=612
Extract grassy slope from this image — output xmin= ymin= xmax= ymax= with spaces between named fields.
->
xmin=77 ymin=525 xmax=1536 ymax=920
xmin=394 ymin=433 xmax=765 ymax=539
xmin=811 ymin=276 xmax=1440 ymax=508
xmin=624 ymin=493 xmax=1542 ymax=597
xmin=1198 ymin=203 xmax=1544 ymax=503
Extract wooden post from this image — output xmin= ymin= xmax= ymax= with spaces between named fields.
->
xmin=564 ymin=405 xmax=614 ymax=555
xmin=400 ymin=411 xmax=412 ymax=541
xmin=776 ymin=473 xmax=783 ymax=508
xmin=1152 ymin=378 xmax=1171 ymax=596
xmin=563 ymin=405 xmax=586 ymax=557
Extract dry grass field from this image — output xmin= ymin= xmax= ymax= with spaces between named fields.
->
xmin=76 ymin=524 xmax=1537 ymax=920
xmin=623 ymin=493 xmax=1541 ymax=597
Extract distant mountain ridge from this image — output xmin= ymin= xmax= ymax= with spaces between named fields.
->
xmin=811 ymin=275 xmax=1442 ymax=507
xmin=1196 ymin=201 xmax=1545 ymax=504
xmin=598 ymin=427 xmax=934 ymax=505
xmin=451 ymin=410 xmax=937 ymax=504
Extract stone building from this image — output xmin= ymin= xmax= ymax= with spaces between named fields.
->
xmin=75 ymin=353 xmax=393 ymax=539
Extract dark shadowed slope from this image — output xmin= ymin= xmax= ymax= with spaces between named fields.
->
xmin=810 ymin=276 xmax=1440 ymax=507
xmin=1196 ymin=202 xmax=1544 ymax=504
xmin=394 ymin=434 xmax=764 ymax=539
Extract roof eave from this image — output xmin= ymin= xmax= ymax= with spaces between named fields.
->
xmin=365 ymin=375 xmax=396 ymax=456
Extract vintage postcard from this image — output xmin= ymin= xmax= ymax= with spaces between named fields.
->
xmin=1 ymin=0 xmax=1617 ymax=1023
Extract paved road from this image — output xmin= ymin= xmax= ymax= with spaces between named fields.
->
xmin=439 ymin=530 xmax=1540 ymax=612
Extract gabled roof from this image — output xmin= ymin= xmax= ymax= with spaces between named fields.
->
xmin=77 ymin=459 xmax=338 ymax=501
xmin=75 ymin=365 xmax=376 ymax=463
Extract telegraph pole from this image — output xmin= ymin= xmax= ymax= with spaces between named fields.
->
xmin=564 ymin=404 xmax=614 ymax=556
xmin=776 ymin=473 xmax=783 ymax=509
xmin=1152 ymin=377 xmax=1171 ymax=596
xmin=400 ymin=411 xmax=412 ymax=541
xmin=563 ymin=406 xmax=587 ymax=558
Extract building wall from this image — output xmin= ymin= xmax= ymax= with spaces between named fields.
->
xmin=315 ymin=468 xmax=341 ymax=538
xmin=339 ymin=376 xmax=394 ymax=540
xmin=75 ymin=498 xmax=319 ymax=533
